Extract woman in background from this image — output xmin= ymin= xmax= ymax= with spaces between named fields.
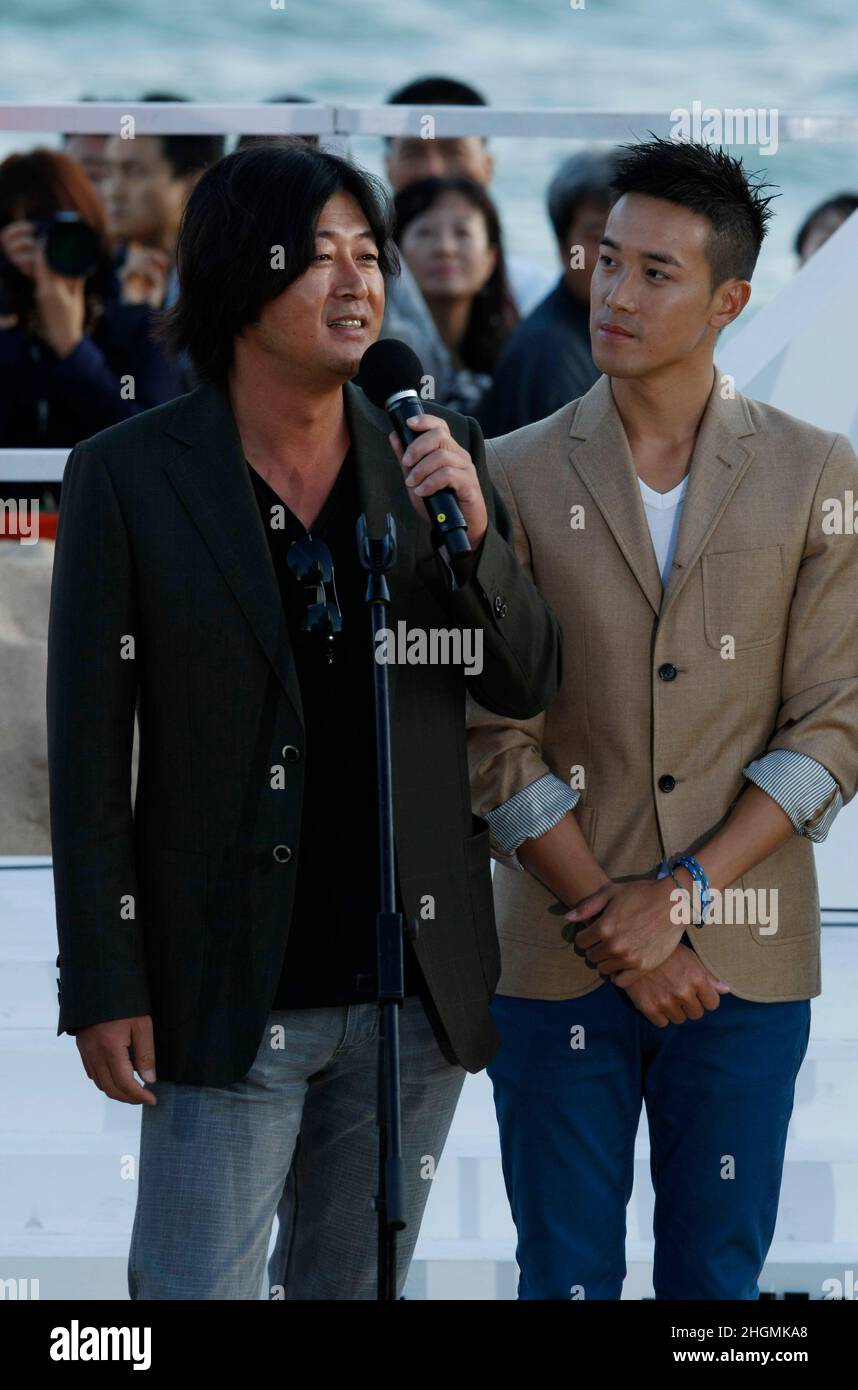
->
xmin=0 ymin=148 xmax=186 ymax=510
xmin=393 ymin=175 xmax=518 ymax=418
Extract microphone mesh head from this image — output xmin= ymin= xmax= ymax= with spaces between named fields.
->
xmin=359 ymin=338 xmax=424 ymax=409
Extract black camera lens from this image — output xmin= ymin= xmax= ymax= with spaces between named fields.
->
xmin=40 ymin=212 xmax=101 ymax=278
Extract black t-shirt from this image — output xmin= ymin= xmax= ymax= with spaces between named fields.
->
xmin=246 ymin=447 xmax=423 ymax=1008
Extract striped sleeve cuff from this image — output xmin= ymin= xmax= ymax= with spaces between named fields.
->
xmin=742 ymin=749 xmax=843 ymax=843
xmin=483 ymin=773 xmax=581 ymax=867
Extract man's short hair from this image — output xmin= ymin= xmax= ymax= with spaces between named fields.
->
xmin=61 ymin=93 xmax=223 ymax=173
xmin=546 ymin=149 xmax=621 ymax=243
xmin=153 ymin=144 xmax=399 ymax=387
xmin=385 ymin=76 xmax=487 ymax=146
xmin=609 ymin=136 xmax=777 ymax=288
xmin=140 ymin=92 xmax=226 ymax=178
xmin=387 ymin=75 xmax=487 ymax=108
xmin=794 ymin=192 xmax=858 ymax=258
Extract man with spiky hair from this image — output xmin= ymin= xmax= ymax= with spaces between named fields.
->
xmin=467 ymin=137 xmax=858 ymax=1299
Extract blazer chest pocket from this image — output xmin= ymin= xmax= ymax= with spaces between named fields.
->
xmin=702 ymin=545 xmax=785 ymax=651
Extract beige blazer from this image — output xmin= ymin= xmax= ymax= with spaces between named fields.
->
xmin=466 ymin=369 xmax=858 ymax=1001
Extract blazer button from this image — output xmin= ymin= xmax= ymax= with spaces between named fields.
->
xmin=658 ymin=774 xmax=676 ymax=792
xmin=658 ymin=663 xmax=677 ymax=681
xmin=273 ymin=844 xmax=293 ymax=863
xmin=281 ymin=745 xmax=302 ymax=762
xmin=493 ymin=594 xmax=508 ymax=618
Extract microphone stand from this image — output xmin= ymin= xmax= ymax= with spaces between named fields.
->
xmin=356 ymin=510 xmax=418 ymax=1301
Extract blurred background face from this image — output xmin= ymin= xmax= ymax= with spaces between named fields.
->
xmin=63 ymin=135 xmax=109 ymax=199
xmin=589 ymin=191 xmax=724 ymax=378
xmin=561 ymin=198 xmax=611 ymax=305
xmin=237 ymin=189 xmax=384 ymax=386
xmin=399 ymin=189 xmax=497 ymax=303
xmin=799 ymin=207 xmax=852 ymax=265
xmin=386 ymin=135 xmax=493 ymax=193
xmin=102 ymin=134 xmax=190 ymax=243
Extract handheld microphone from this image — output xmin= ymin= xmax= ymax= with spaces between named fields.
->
xmin=360 ymin=338 xmax=471 ymax=558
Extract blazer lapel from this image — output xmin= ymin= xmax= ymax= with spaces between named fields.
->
xmin=567 ymin=368 xmax=757 ymax=620
xmin=343 ymin=380 xmax=430 ymax=730
xmin=161 ymin=378 xmax=420 ymax=732
xmin=659 ymin=371 xmax=757 ymax=621
xmin=342 ymin=377 xmax=425 ymax=569
xmin=163 ymin=381 xmax=305 ymax=728
xmin=567 ymin=375 xmax=664 ymax=616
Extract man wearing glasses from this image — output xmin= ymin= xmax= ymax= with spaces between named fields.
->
xmin=46 ymin=143 xmax=562 ymax=1300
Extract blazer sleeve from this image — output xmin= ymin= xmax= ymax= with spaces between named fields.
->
xmin=46 ymin=439 xmax=150 ymax=1035
xmin=465 ymin=438 xmax=573 ymax=869
xmin=752 ymin=431 xmax=858 ymax=804
xmin=414 ymin=414 xmax=563 ymax=721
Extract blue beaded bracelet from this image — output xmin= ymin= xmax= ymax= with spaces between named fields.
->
xmin=669 ymin=853 xmax=711 ymax=926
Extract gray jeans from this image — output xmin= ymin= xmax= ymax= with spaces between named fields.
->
xmin=127 ymin=995 xmax=466 ymax=1299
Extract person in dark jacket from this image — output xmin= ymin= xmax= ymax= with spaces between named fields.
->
xmin=0 ymin=148 xmax=189 ymax=510
xmin=48 ymin=143 xmax=563 ymax=1300
xmin=480 ymin=149 xmax=619 ymax=437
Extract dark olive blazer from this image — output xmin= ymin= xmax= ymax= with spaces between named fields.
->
xmin=47 ymin=378 xmax=563 ymax=1085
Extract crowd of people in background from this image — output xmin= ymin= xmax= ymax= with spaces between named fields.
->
xmin=1 ymin=74 xmax=857 ymax=512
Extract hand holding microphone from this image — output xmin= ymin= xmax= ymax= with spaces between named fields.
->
xmin=360 ymin=339 xmax=488 ymax=555
xmin=391 ymin=414 xmax=488 ymax=552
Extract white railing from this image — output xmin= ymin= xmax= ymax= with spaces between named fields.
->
xmin=3 ymin=101 xmax=858 ymax=141
xmin=2 ymin=98 xmax=858 ymax=483
xmin=1 ymin=451 xmax=68 ymax=480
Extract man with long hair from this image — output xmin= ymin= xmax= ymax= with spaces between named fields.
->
xmin=47 ymin=143 xmax=562 ymax=1299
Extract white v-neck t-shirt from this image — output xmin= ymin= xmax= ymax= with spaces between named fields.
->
xmin=638 ymin=473 xmax=689 ymax=587
xmin=638 ymin=471 xmax=689 ymax=878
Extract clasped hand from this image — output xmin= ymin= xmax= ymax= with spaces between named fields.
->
xmin=565 ymin=877 xmax=730 ymax=1026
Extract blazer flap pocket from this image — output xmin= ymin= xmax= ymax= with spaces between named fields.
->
xmin=702 ymin=544 xmax=785 ymax=650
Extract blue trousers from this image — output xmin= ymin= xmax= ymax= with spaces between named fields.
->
xmin=487 ymin=979 xmax=811 ymax=1300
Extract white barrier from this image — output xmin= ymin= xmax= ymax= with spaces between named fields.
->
xmin=3 ymin=102 xmax=858 ymax=141
xmin=3 ymin=101 xmax=858 ymax=476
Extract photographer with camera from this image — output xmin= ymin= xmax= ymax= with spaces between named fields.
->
xmin=0 ymin=148 xmax=188 ymax=511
